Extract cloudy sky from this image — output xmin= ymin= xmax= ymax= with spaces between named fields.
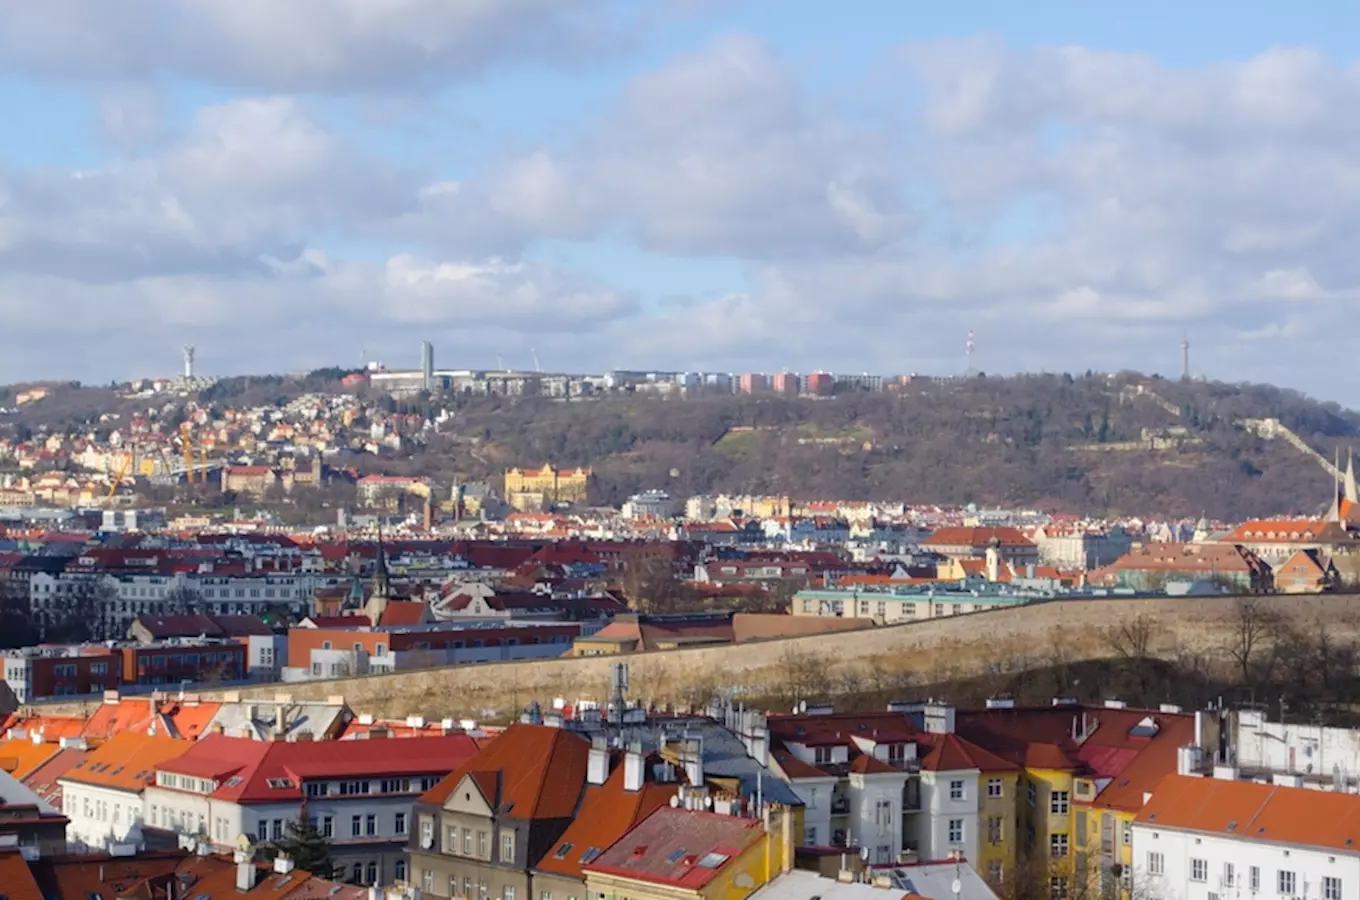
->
xmin=1 ymin=1 xmax=1358 ymax=402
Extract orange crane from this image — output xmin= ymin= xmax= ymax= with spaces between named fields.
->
xmin=181 ymin=423 xmax=195 ymax=484
xmin=105 ymin=447 xmax=134 ymax=505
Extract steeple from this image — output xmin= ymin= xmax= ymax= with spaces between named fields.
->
xmin=1329 ymin=448 xmax=1345 ymax=523
xmin=364 ymin=525 xmax=393 ymax=626
xmin=1346 ymin=447 xmax=1358 ymax=505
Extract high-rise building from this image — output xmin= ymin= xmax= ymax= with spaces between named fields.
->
xmin=420 ymin=341 xmax=434 ymax=391
xmin=772 ymin=372 xmax=799 ymax=396
xmin=805 ymin=372 xmax=834 ymax=396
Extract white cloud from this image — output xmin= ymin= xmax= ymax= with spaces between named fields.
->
xmin=0 ymin=0 xmax=624 ymax=91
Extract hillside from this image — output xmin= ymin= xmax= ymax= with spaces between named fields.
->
xmin=432 ymin=374 xmax=1359 ymax=519
xmin=2 ymin=372 xmax=1356 ymax=519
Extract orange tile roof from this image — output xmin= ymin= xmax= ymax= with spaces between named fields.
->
xmin=1138 ymin=774 xmax=1360 ymax=851
xmin=420 ymin=723 xmax=591 ymax=820
xmin=535 ymin=758 xmax=678 ymax=878
xmin=1089 ymin=716 xmax=1194 ymax=812
xmin=0 ymin=851 xmax=42 ymax=900
xmin=61 ymin=730 xmax=192 ymax=792
xmin=11 ymin=714 xmax=88 ymax=742
xmin=0 ymin=737 xmax=61 ymax=780
xmin=920 ymin=733 xmax=1020 ymax=773
xmin=82 ymin=697 xmax=222 ymax=742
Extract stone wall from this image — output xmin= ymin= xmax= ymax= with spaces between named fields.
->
xmin=31 ymin=595 xmax=1360 ymax=719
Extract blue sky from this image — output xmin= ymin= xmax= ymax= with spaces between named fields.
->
xmin=0 ymin=1 xmax=1357 ymax=403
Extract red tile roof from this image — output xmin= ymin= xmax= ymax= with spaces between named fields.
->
xmin=919 ymin=733 xmax=1019 ymax=773
xmin=584 ymin=807 xmax=764 ymax=889
xmin=535 ymin=757 xmax=678 ymax=878
xmin=159 ymin=733 xmax=479 ymax=803
xmin=921 ymin=527 xmax=1034 ymax=550
xmin=420 ymin=724 xmax=591 ymax=819
xmin=1137 ymin=774 xmax=1360 ymax=851
xmin=0 ymin=851 xmax=42 ymax=900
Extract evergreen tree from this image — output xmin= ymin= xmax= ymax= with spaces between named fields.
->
xmin=274 ymin=817 xmax=336 ymax=879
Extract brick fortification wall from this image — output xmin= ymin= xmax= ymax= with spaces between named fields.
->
xmin=32 ymin=595 xmax=1360 ymax=718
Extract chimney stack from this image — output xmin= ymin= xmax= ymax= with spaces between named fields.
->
xmin=624 ymin=742 xmax=644 ymax=792
xmin=588 ymin=735 xmax=609 ymax=786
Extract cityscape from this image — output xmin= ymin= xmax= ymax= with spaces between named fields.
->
xmin=3 ymin=3 xmax=1360 ymax=900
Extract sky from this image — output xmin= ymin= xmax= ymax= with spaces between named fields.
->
xmin=2 ymin=1 xmax=1359 ymax=403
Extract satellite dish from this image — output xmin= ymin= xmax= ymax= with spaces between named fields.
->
xmin=860 ymin=846 xmax=870 ymax=862
xmin=951 ymin=879 xmax=962 ymax=896
xmin=669 ymin=795 xmax=681 ymax=808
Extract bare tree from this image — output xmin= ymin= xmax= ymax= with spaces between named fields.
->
xmin=778 ymin=645 xmax=832 ymax=708
xmin=1105 ymin=613 xmax=1156 ymax=699
xmin=162 ymin=585 xmax=202 ymax=617
xmin=1224 ymin=597 xmax=1281 ymax=688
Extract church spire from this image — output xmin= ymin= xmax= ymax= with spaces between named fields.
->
xmin=1346 ymin=447 xmax=1358 ymax=505
xmin=1329 ymin=447 xmax=1344 ymax=523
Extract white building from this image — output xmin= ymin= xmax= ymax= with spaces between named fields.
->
xmin=60 ymin=729 xmax=193 ymax=852
xmin=142 ymin=732 xmax=480 ymax=886
xmin=1234 ymin=709 xmax=1360 ymax=786
xmin=1133 ymin=771 xmax=1360 ymax=900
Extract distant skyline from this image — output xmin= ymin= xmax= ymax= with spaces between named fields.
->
xmin=1 ymin=3 xmax=1358 ymax=404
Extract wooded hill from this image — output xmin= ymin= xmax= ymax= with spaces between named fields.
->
xmin=432 ymin=373 xmax=1358 ymax=519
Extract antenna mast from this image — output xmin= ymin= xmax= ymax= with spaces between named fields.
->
xmin=1181 ymin=331 xmax=1190 ymax=381
xmin=965 ymin=329 xmax=977 ymax=378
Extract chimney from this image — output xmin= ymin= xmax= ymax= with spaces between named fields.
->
xmin=274 ymin=854 xmax=296 ymax=874
xmin=624 ymin=742 xmax=644 ymax=792
xmin=235 ymin=850 xmax=256 ymax=891
xmin=923 ymin=701 xmax=955 ymax=735
xmin=683 ymin=734 xmax=705 ymax=786
xmin=1176 ymin=745 xmax=1203 ymax=776
xmin=588 ymin=736 xmax=609 ymax=786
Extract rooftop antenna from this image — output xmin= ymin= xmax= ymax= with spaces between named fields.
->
xmin=965 ymin=329 xmax=977 ymax=378
xmin=1181 ymin=331 xmax=1190 ymax=381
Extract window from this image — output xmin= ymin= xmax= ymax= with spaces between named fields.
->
xmin=1050 ymin=791 xmax=1069 ymax=815
xmin=352 ymin=815 xmax=362 ymax=837
xmin=271 ymin=819 xmax=283 ymax=841
xmin=1279 ymin=871 xmax=1297 ymax=896
xmin=1027 ymin=781 xmax=1037 ymax=807
xmin=351 ymin=863 xmax=362 ymax=884
xmin=422 ymin=870 xmax=434 ymax=892
xmin=1122 ymin=820 xmax=1132 ymax=845
xmin=987 ymin=816 xmax=1003 ymax=846
xmin=1324 ymin=877 xmax=1341 ymax=900
xmin=948 ymin=819 xmax=963 ymax=844
xmin=464 ymin=828 xmax=473 ymax=855
xmin=395 ymin=812 xmax=406 ymax=834
xmin=1051 ymin=877 xmax=1069 ymax=900
xmin=1191 ymin=859 xmax=1207 ymax=882
xmin=501 ymin=829 xmax=516 ymax=862
xmin=1050 ymin=834 xmax=1068 ymax=858
xmin=478 ymin=831 xmax=489 ymax=858
xmin=448 ymin=826 xmax=458 ymax=852
xmin=988 ymin=861 xmax=1002 ymax=884
xmin=1250 ymin=867 xmax=1261 ymax=891
xmin=503 ymin=887 xmax=516 ymax=900
xmin=322 ymin=816 xmax=333 ymax=838
xmin=950 ymin=780 xmax=965 ymax=801
xmin=1148 ymin=852 xmax=1165 ymax=876
xmin=1224 ymin=863 xmax=1236 ymax=887
xmin=805 ymin=826 xmax=817 ymax=844
xmin=987 ymin=778 xmax=1003 ymax=798
xmin=365 ymin=814 xmax=376 ymax=837
xmin=814 ymin=746 xmax=833 ymax=765
xmin=365 ymin=863 xmax=378 ymax=885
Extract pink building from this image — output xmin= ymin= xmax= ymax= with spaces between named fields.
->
xmin=738 ymin=373 xmax=768 ymax=394
xmin=805 ymin=372 xmax=834 ymax=396
xmin=771 ymin=373 xmax=799 ymax=396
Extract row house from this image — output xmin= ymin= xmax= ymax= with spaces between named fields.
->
xmin=1133 ymin=772 xmax=1360 ymax=900
xmin=143 ymin=732 xmax=478 ymax=886
xmin=60 ymin=730 xmax=194 ymax=852
xmin=790 ymin=588 xmax=1030 ymax=623
xmin=3 ymin=639 xmax=246 ymax=703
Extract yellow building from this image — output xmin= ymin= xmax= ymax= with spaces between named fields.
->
xmin=504 ymin=464 xmax=591 ymax=505
xmin=584 ymin=804 xmax=795 ymax=900
xmin=975 ymin=769 xmax=1022 ymax=882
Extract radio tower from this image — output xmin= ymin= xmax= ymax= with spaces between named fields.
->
xmin=965 ymin=329 xmax=977 ymax=378
xmin=1180 ymin=331 xmax=1190 ymax=381
xmin=182 ymin=345 xmax=195 ymax=380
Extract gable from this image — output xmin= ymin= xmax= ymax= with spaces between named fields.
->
xmin=444 ymin=772 xmax=495 ymax=817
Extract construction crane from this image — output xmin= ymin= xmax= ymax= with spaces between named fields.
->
xmin=105 ymin=448 xmax=133 ymax=505
xmin=531 ymin=349 xmax=542 ymax=373
xmin=181 ymin=423 xmax=195 ymax=484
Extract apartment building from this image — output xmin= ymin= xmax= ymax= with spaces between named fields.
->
xmin=60 ymin=730 xmax=192 ymax=852
xmin=2 ymin=647 xmax=120 ymax=703
xmin=1133 ymin=773 xmax=1360 ymax=900
xmin=408 ymin=724 xmax=593 ymax=900
xmin=0 ymin=769 xmax=68 ymax=857
xmin=143 ymin=732 xmax=478 ymax=886
xmin=790 ymin=588 xmax=1030 ymax=623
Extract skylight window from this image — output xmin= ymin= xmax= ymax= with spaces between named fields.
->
xmin=580 ymin=847 xmax=602 ymax=864
xmin=266 ymin=777 xmax=295 ymax=789
xmin=554 ymin=843 xmax=574 ymax=860
xmin=666 ymin=848 xmax=687 ymax=864
xmin=698 ymin=853 xmax=729 ymax=869
xmin=226 ymin=776 xmax=243 ymax=787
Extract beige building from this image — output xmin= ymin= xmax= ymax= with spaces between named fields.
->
xmin=504 ymin=465 xmax=591 ymax=506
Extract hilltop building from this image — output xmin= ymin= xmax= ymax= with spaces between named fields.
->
xmin=503 ymin=465 xmax=591 ymax=510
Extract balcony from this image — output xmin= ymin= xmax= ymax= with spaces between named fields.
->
xmin=831 ymin=796 xmax=851 ymax=815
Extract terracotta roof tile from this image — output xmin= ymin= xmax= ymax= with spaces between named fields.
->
xmin=59 ymin=731 xmax=192 ymax=792
xmin=0 ymin=851 xmax=42 ymax=900
xmin=535 ymin=758 xmax=678 ymax=878
xmin=420 ymin=724 xmax=591 ymax=819
xmin=0 ymin=737 xmax=61 ymax=780
xmin=585 ymin=807 xmax=764 ymax=889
